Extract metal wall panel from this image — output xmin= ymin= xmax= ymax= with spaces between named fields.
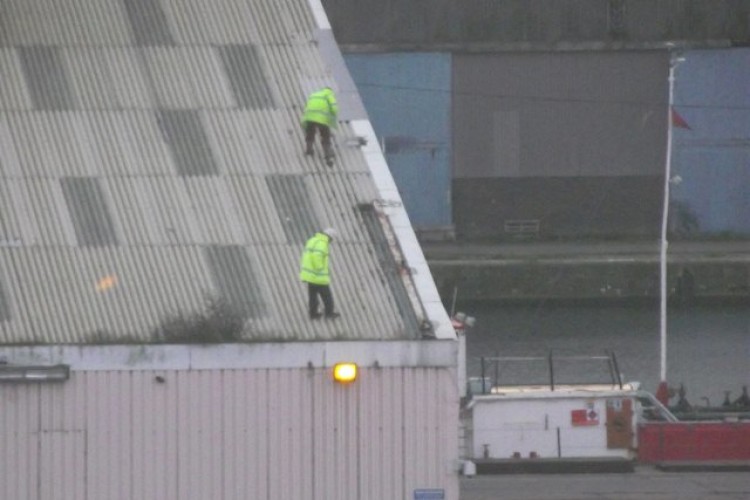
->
xmin=453 ymin=176 xmax=663 ymax=240
xmin=345 ymin=53 xmax=453 ymax=229
xmin=0 ymin=367 xmax=459 ymax=500
xmin=451 ymin=51 xmax=671 ymax=239
xmin=670 ymin=48 xmax=750 ymax=235
xmin=453 ymin=51 xmax=667 ymax=179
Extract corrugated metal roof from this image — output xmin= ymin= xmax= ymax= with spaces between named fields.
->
xmin=0 ymin=0 xmax=450 ymax=343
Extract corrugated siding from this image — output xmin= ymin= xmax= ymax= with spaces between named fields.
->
xmin=453 ymin=51 xmax=668 ymax=179
xmin=0 ymin=367 xmax=459 ymax=500
xmin=670 ymin=48 xmax=750 ymax=235
xmin=0 ymin=0 xmax=433 ymax=343
xmin=345 ymin=53 xmax=453 ymax=229
xmin=453 ymin=176 xmax=664 ymax=240
xmin=450 ymin=51 xmax=671 ymax=239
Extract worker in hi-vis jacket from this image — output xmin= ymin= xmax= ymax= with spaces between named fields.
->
xmin=301 ymin=87 xmax=338 ymax=166
xmin=299 ymin=228 xmax=340 ymax=320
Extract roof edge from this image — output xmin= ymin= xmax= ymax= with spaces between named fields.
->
xmin=351 ymin=119 xmax=456 ymax=340
xmin=306 ymin=0 xmax=331 ymax=30
xmin=0 ymin=341 xmax=458 ymax=371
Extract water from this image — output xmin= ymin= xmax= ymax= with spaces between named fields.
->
xmin=460 ymin=302 xmax=750 ymax=407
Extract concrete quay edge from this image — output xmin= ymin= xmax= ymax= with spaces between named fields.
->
xmin=421 ymin=240 xmax=750 ymax=264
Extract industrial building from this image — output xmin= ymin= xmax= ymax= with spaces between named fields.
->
xmin=0 ymin=0 xmax=460 ymax=498
xmin=329 ymin=0 xmax=750 ymax=240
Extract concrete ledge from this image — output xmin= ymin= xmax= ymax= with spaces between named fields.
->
xmin=473 ymin=457 xmax=635 ymax=474
xmin=423 ymin=241 xmax=750 ymax=303
xmin=655 ymin=461 xmax=750 ymax=472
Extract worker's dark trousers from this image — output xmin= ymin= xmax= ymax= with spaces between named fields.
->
xmin=308 ymin=283 xmax=334 ymax=317
xmin=304 ymin=122 xmax=333 ymax=158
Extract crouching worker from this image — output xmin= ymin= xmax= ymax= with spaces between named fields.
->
xmin=301 ymin=87 xmax=338 ymax=166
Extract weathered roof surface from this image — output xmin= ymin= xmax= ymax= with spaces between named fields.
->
xmin=0 ymin=0 xmax=453 ymax=343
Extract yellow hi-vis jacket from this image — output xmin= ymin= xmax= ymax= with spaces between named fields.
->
xmin=301 ymin=87 xmax=338 ymax=129
xmin=299 ymin=232 xmax=331 ymax=285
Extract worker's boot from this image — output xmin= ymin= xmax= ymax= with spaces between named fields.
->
xmin=323 ymin=145 xmax=334 ymax=166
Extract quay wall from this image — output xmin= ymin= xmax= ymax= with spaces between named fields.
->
xmin=426 ymin=254 xmax=750 ymax=304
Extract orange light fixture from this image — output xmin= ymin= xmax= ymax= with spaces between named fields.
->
xmin=333 ymin=362 xmax=357 ymax=384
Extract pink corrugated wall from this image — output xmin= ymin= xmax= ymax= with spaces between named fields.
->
xmin=0 ymin=367 xmax=459 ymax=500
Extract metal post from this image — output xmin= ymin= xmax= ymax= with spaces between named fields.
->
xmin=480 ymin=357 xmax=486 ymax=394
xmin=660 ymin=51 xmax=684 ymax=389
xmin=612 ymin=352 xmax=623 ymax=389
xmin=494 ymin=351 xmax=499 ymax=390
xmin=548 ymin=352 xmax=555 ymax=391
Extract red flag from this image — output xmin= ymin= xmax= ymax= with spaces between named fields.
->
xmin=671 ymin=108 xmax=691 ymax=130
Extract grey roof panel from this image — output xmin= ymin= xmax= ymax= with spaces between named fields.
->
xmin=157 ymin=110 xmax=219 ymax=176
xmin=204 ymin=244 xmax=266 ymax=319
xmin=0 ymin=276 xmax=10 ymax=322
xmin=122 ymin=0 xmax=175 ymax=46
xmin=18 ymin=46 xmax=75 ymax=110
xmin=61 ymin=177 xmax=118 ymax=247
xmin=218 ymin=45 xmax=275 ymax=110
xmin=265 ymin=174 xmax=320 ymax=244
xmin=0 ymin=50 xmax=33 ymax=110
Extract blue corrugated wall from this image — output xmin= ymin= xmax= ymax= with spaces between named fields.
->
xmin=671 ymin=48 xmax=750 ymax=235
xmin=345 ymin=49 xmax=748 ymax=237
xmin=344 ymin=53 xmax=452 ymax=230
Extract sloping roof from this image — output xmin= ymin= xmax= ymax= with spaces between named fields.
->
xmin=0 ymin=0 xmax=453 ymax=343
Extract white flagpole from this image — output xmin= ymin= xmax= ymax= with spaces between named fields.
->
xmin=659 ymin=52 xmax=685 ymax=397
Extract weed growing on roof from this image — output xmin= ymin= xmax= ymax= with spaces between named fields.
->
xmin=154 ymin=295 xmax=247 ymax=343
xmin=83 ymin=330 xmax=144 ymax=344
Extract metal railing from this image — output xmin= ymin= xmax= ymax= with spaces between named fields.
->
xmin=471 ymin=351 xmax=625 ymax=395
